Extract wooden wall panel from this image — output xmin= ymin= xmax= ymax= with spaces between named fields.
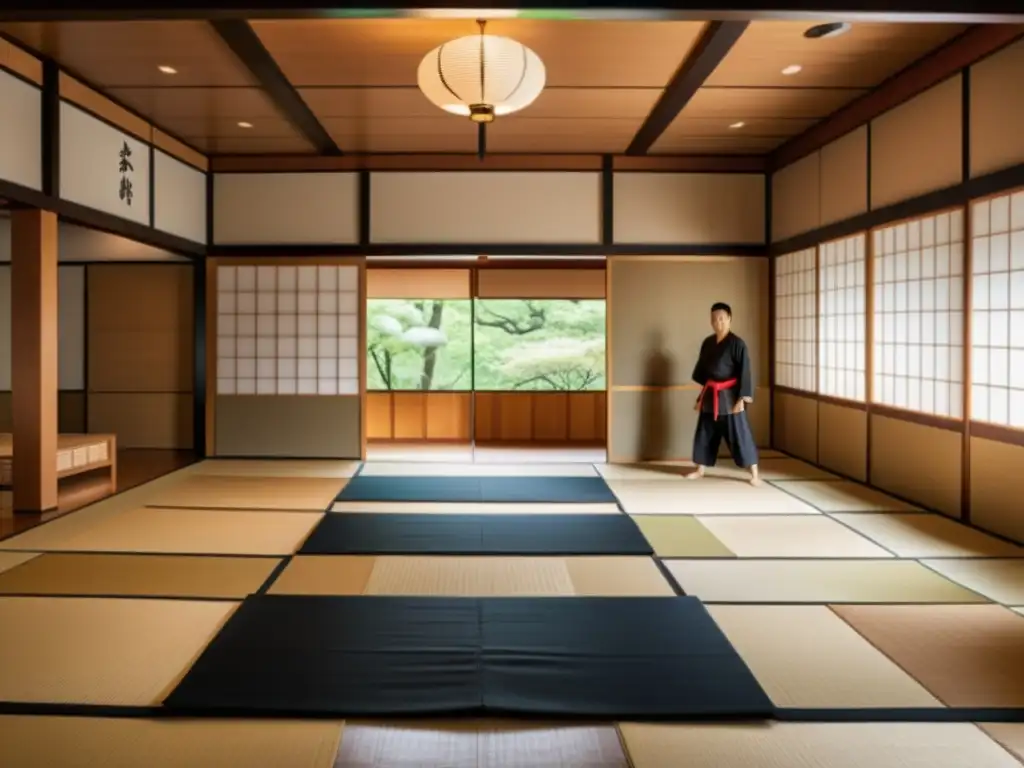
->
xmin=870 ymin=415 xmax=962 ymax=518
xmin=970 ymin=436 xmax=1024 ymax=542
xmin=474 ymin=392 xmax=606 ymax=444
xmin=771 ymin=152 xmax=821 ymax=242
xmin=773 ymin=390 xmax=818 ymax=463
xmin=612 ymin=173 xmax=766 ymax=245
xmin=970 ymin=38 xmax=1024 ymax=177
xmin=817 ymin=401 xmax=868 ymax=482
xmin=819 ymin=127 xmax=869 ymax=227
xmin=87 ymin=264 xmax=194 ymax=449
xmin=365 ymin=392 xmax=393 ymax=440
xmin=367 ymin=269 xmax=471 ymax=299
xmin=870 ymin=75 xmax=963 ymax=209
xmin=476 ymin=269 xmax=606 ymax=299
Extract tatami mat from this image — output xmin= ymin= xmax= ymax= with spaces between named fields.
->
xmin=330 ymin=501 xmax=623 ymax=515
xmin=756 ymin=458 xmax=839 ymax=482
xmin=358 ymin=462 xmax=599 ymax=477
xmin=0 ymin=554 xmax=279 ymax=598
xmin=609 ymin=479 xmax=820 ymax=516
xmin=981 ymin=724 xmax=1024 ymax=763
xmin=143 ymin=475 xmax=343 ymax=511
xmin=336 ymin=720 xmax=628 ymax=767
xmin=772 ymin=481 xmax=921 ymax=513
xmin=631 ymin=516 xmax=735 ymax=558
xmin=706 ymin=605 xmax=940 ymax=708
xmin=0 ymin=551 xmax=39 ymax=574
xmin=919 ymin=558 xmax=1024 ymax=605
xmin=666 ymin=559 xmax=989 ymax=603
xmin=832 ymin=513 xmax=1024 ymax=558
xmin=618 ymin=722 xmax=1022 ymax=768
xmin=0 ymin=507 xmax=322 ymax=556
xmin=190 ymin=459 xmax=360 ymax=478
xmin=0 ymin=716 xmax=344 ymax=768
xmin=269 ymin=555 xmax=675 ymax=597
xmin=832 ymin=604 xmax=1024 ymax=708
xmin=696 ymin=516 xmax=893 ymax=558
xmin=594 ymin=463 xmax=692 ymax=481
xmin=0 ymin=597 xmax=235 ymax=705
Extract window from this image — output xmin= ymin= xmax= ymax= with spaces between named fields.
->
xmin=970 ymin=190 xmax=1024 ymax=428
xmin=819 ymin=234 xmax=866 ymax=401
xmin=872 ymin=210 xmax=964 ymax=417
xmin=774 ymin=247 xmax=817 ymax=392
xmin=216 ymin=265 xmax=360 ymax=396
xmin=473 ymin=299 xmax=606 ymax=390
xmin=366 ymin=298 xmax=472 ymax=390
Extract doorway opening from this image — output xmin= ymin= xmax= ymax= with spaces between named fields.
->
xmin=364 ymin=259 xmax=607 ymax=463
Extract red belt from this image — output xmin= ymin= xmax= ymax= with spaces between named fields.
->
xmin=697 ymin=378 xmax=738 ymax=420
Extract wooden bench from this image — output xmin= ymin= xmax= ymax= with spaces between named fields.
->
xmin=0 ymin=433 xmax=117 ymax=487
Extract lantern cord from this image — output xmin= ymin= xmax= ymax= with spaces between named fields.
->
xmin=477 ymin=123 xmax=487 ymax=161
xmin=477 ymin=19 xmax=486 ymax=105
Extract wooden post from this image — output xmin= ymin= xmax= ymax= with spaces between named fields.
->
xmin=11 ymin=209 xmax=59 ymax=513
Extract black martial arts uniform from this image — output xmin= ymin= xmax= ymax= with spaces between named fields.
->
xmin=691 ymin=332 xmax=759 ymax=469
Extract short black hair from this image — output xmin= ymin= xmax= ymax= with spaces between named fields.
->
xmin=710 ymin=302 xmax=732 ymax=317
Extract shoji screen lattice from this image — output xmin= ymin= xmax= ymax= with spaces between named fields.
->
xmin=216 ymin=265 xmax=360 ymax=396
xmin=774 ymin=247 xmax=817 ymax=392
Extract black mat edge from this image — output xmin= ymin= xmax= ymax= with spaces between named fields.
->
xmin=333 ymin=475 xmax=619 ymax=504
xmin=3 ymin=701 xmax=1024 ymax=723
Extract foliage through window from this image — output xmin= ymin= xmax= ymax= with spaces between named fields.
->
xmin=474 ymin=299 xmax=606 ymax=391
xmin=367 ymin=299 xmax=472 ymax=390
xmin=366 ymin=298 xmax=607 ymax=391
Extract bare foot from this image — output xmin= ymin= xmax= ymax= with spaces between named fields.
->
xmin=749 ymin=473 xmax=761 ymax=487
xmin=686 ymin=467 xmax=705 ymax=481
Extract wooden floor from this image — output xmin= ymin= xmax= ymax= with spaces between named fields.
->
xmin=1 ymin=446 xmax=1024 ymax=765
xmin=0 ymin=449 xmax=198 ymax=539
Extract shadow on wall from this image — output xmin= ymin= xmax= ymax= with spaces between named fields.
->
xmin=638 ymin=330 xmax=674 ymax=461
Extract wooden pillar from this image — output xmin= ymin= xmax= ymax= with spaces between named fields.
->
xmin=11 ymin=209 xmax=59 ymax=513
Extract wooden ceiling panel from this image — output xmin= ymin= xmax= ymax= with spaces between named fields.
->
xmin=299 ymin=86 xmax=661 ymax=121
xmin=190 ymin=136 xmax=316 ymax=154
xmin=662 ymin=116 xmax=818 ymax=138
xmin=650 ymin=135 xmax=785 ymax=154
xmin=106 ymin=87 xmax=283 ymax=122
xmin=253 ymin=19 xmax=706 ymax=87
xmin=485 ymin=117 xmax=640 ymax=153
xmin=706 ymin=21 xmax=969 ymax=88
xmin=680 ymin=86 xmax=867 ymax=120
xmin=0 ymin=21 xmax=254 ymax=87
xmin=321 ymin=117 xmax=475 ymax=153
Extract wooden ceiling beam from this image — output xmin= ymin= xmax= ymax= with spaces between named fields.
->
xmin=624 ymin=21 xmax=749 ymax=156
xmin=209 ymin=19 xmax=341 ymax=155
xmin=771 ymin=23 xmax=1024 ymax=169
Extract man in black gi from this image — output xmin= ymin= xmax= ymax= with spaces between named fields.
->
xmin=686 ymin=302 xmax=760 ymax=485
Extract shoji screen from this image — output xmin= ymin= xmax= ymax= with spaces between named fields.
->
xmin=872 ymin=209 xmax=965 ymax=417
xmin=216 ymin=264 xmax=360 ymax=396
xmin=819 ymin=233 xmax=867 ymax=401
xmin=971 ymin=190 xmax=1024 ymax=427
xmin=774 ymin=247 xmax=817 ymax=392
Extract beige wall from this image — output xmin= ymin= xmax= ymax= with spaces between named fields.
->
xmin=87 ymin=263 xmax=194 ymax=449
xmin=608 ymin=257 xmax=769 ymax=462
xmin=970 ymin=38 xmax=1024 ymax=177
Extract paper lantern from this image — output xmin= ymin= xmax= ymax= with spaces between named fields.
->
xmin=417 ymin=20 xmax=546 ymax=125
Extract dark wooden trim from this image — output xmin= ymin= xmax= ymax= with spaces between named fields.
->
xmin=192 ymin=261 xmax=207 ymax=457
xmin=0 ymin=178 xmax=204 ymax=258
xmin=208 ymin=20 xmax=340 ymax=156
xmin=358 ymin=170 xmax=370 ymax=248
xmin=774 ymin=385 xmax=818 ymax=402
xmin=614 ymin=155 xmax=767 ymax=173
xmin=970 ymin=421 xmax=1024 ymax=448
xmin=772 ymin=24 xmax=1024 ymax=170
xmin=769 ymin=161 xmax=1024 ymax=256
xmin=601 ymin=155 xmax=614 ymax=246
xmin=368 ymin=258 xmax=606 ymax=270
xmin=626 ymin=20 xmax=749 ymax=155
xmin=869 ymin=403 xmax=963 ymax=433
xmin=40 ymin=59 xmax=59 ymax=198
xmin=5 ymin=3 xmax=1018 ymax=24
xmin=147 ymin=143 xmax=156 ymax=228
xmin=961 ymin=78 xmax=973 ymax=521
xmin=210 ymin=243 xmax=767 ymax=258
xmin=82 ymin=264 xmax=90 ymax=431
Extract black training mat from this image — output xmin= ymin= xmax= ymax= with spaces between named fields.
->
xmin=162 ymin=594 xmax=773 ymax=719
xmin=298 ymin=513 xmax=653 ymax=555
xmin=334 ymin=475 xmax=619 ymax=504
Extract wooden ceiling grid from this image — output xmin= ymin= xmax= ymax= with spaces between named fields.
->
xmin=0 ymin=18 xmax=975 ymax=158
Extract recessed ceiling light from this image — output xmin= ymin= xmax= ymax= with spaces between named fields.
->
xmin=781 ymin=64 xmax=802 ymax=76
xmin=237 ymin=121 xmax=253 ymax=128
xmin=157 ymin=65 xmax=177 ymax=74
xmin=729 ymin=121 xmax=745 ymax=129
xmin=804 ymin=22 xmax=851 ymax=39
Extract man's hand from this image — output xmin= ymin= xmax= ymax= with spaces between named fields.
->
xmin=694 ymin=398 xmax=701 ymax=412
xmin=730 ymin=400 xmax=745 ymax=414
